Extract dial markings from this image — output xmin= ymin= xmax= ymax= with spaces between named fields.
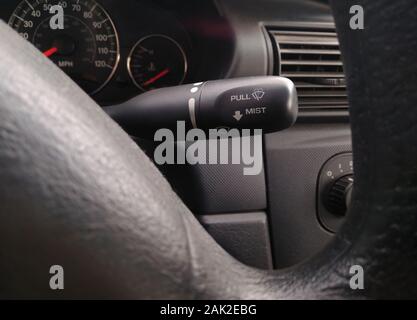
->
xmin=25 ymin=0 xmax=35 ymax=11
xmin=128 ymin=35 xmax=187 ymax=91
xmin=13 ymin=14 xmax=25 ymax=22
xmin=8 ymin=0 xmax=120 ymax=95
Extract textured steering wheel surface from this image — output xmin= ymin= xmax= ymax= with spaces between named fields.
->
xmin=1 ymin=0 xmax=417 ymax=299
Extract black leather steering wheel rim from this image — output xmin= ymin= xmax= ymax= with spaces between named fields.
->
xmin=1 ymin=0 xmax=417 ymax=299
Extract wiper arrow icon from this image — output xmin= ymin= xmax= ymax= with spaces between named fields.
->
xmin=233 ymin=111 xmax=243 ymax=121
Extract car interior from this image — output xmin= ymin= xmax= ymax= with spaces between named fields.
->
xmin=0 ymin=0 xmax=416 ymax=300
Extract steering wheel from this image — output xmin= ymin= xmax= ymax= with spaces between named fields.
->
xmin=1 ymin=0 xmax=417 ymax=299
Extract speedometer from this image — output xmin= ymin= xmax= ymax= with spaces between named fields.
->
xmin=8 ymin=0 xmax=120 ymax=95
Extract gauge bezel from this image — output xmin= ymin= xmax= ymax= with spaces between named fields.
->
xmin=127 ymin=34 xmax=188 ymax=91
xmin=8 ymin=0 xmax=121 ymax=96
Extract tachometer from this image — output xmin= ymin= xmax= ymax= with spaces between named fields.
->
xmin=9 ymin=0 xmax=120 ymax=95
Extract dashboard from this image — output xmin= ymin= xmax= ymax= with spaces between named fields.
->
xmin=0 ymin=0 xmax=351 ymax=271
xmin=0 ymin=0 xmax=234 ymax=105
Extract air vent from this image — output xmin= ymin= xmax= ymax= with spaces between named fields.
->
xmin=269 ymin=27 xmax=348 ymax=113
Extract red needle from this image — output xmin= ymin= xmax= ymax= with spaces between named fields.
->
xmin=43 ymin=47 xmax=58 ymax=57
xmin=143 ymin=68 xmax=170 ymax=86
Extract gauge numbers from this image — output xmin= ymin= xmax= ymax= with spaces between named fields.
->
xmin=9 ymin=0 xmax=120 ymax=95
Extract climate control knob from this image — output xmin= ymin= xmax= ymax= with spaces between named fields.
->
xmin=325 ymin=175 xmax=354 ymax=216
xmin=317 ymin=153 xmax=354 ymax=232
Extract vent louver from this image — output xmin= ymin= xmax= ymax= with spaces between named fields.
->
xmin=269 ymin=27 xmax=348 ymax=113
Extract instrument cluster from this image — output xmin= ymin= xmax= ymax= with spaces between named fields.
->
xmin=0 ymin=0 xmax=207 ymax=105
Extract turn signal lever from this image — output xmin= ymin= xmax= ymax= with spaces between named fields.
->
xmin=104 ymin=76 xmax=298 ymax=138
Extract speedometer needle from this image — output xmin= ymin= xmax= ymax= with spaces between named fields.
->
xmin=143 ymin=68 xmax=170 ymax=86
xmin=43 ymin=47 xmax=58 ymax=57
